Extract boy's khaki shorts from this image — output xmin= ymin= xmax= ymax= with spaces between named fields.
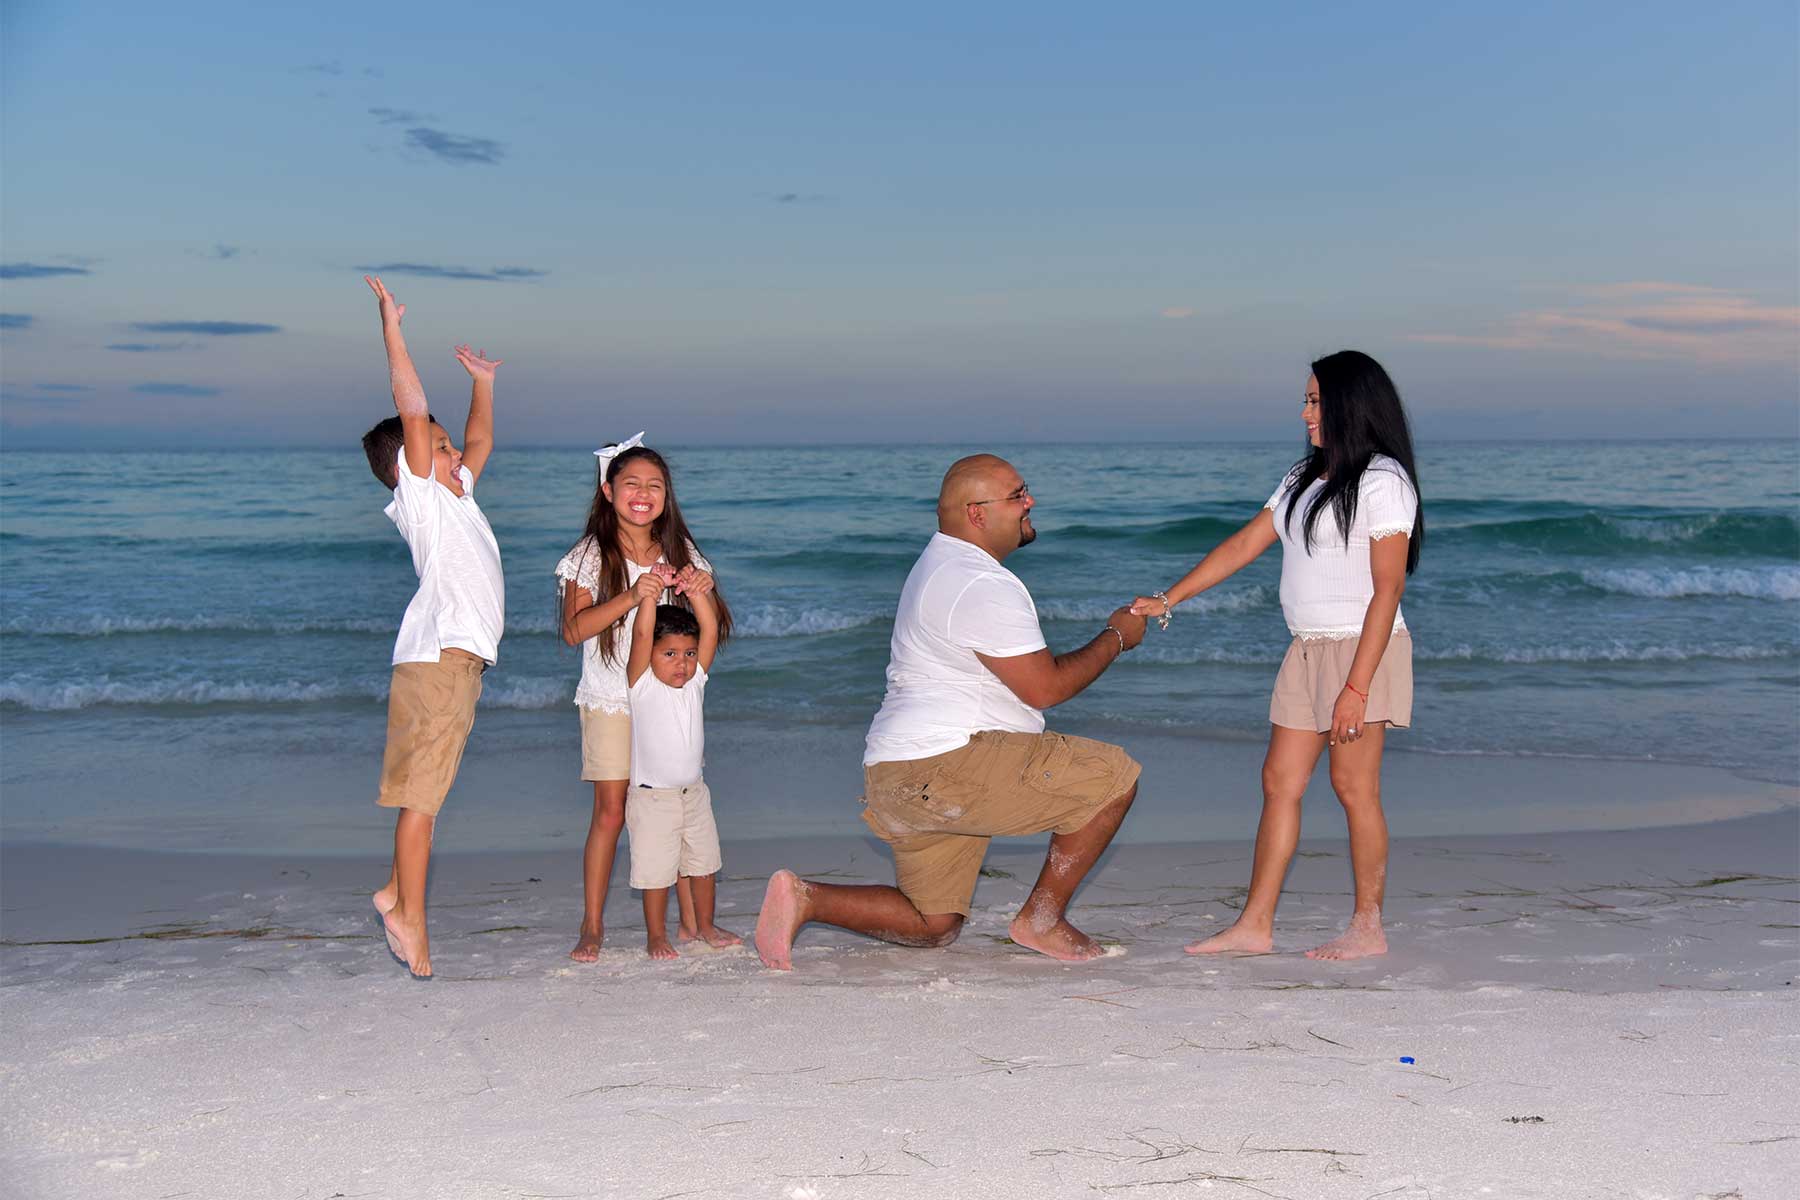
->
xmin=578 ymin=706 xmax=631 ymax=782
xmin=860 ymin=730 xmax=1141 ymax=918
xmin=1269 ymin=630 xmax=1413 ymax=733
xmin=377 ymin=649 xmax=485 ymax=816
xmin=625 ymin=780 xmax=722 ymax=890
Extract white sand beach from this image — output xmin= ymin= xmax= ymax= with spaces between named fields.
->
xmin=3 ymin=789 xmax=1795 ymax=1199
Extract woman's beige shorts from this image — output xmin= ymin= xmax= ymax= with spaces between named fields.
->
xmin=578 ymin=706 xmax=631 ymax=782
xmin=1269 ymin=630 xmax=1412 ymax=733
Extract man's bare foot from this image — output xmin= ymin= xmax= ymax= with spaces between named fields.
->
xmin=693 ymin=924 xmax=742 ymax=949
xmin=1007 ymin=906 xmax=1105 ymax=963
xmin=646 ymin=935 xmax=680 ymax=961
xmin=372 ymin=885 xmax=397 ymax=917
xmin=1306 ymin=913 xmax=1386 ymax=960
xmin=1185 ymin=922 xmax=1274 ymax=955
xmin=381 ymin=910 xmax=431 ymax=977
xmin=569 ymin=925 xmax=603 ymax=963
xmin=754 ymin=870 xmax=808 ymax=970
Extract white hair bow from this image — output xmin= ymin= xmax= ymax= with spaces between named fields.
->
xmin=594 ymin=431 xmax=647 ymax=467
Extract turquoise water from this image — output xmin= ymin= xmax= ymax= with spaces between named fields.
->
xmin=3 ymin=440 xmax=1796 ymax=847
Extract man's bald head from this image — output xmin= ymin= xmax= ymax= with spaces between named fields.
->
xmin=937 ymin=454 xmax=1014 ymax=524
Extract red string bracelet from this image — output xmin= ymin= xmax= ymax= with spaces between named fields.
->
xmin=1344 ymin=681 xmax=1368 ymax=701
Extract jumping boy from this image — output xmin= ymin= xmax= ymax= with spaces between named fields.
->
xmin=624 ymin=567 xmax=739 ymax=958
xmin=360 ymin=274 xmax=505 ymax=978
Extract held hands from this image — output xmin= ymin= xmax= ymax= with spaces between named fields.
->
xmin=1329 ymin=688 xmax=1367 ymax=747
xmin=1128 ymin=594 xmax=1172 ymax=620
xmin=455 ymin=344 xmax=503 ymax=382
xmin=1106 ymin=606 xmax=1147 ymax=651
xmin=672 ymin=565 xmax=714 ymax=598
xmin=364 ymin=275 xmax=404 ymax=327
xmin=634 ymin=564 xmax=675 ymax=606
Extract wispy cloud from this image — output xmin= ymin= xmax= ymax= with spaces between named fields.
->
xmin=0 ymin=262 xmax=92 ymax=280
xmin=131 ymin=321 xmax=280 ymax=336
xmin=770 ymin=191 xmax=830 ymax=205
xmin=210 ymin=244 xmax=240 ymax=261
xmin=370 ymin=106 xmax=433 ymax=125
xmin=36 ymin=383 xmax=94 ymax=393
xmin=1160 ymin=307 xmax=1195 ymax=320
xmin=108 ymin=342 xmax=193 ymax=353
xmin=405 ymin=128 xmax=506 ymax=165
xmin=295 ymin=60 xmax=343 ymax=77
xmin=1406 ymin=283 xmax=1800 ymax=365
xmin=134 ymin=383 xmax=223 ymax=397
xmin=0 ymin=313 xmax=32 ymax=329
xmin=355 ymin=262 xmax=548 ymax=282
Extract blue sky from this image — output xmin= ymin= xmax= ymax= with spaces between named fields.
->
xmin=2 ymin=2 xmax=1795 ymax=447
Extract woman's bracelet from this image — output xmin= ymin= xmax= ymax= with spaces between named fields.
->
xmin=1102 ymin=625 xmax=1128 ymax=654
xmin=1343 ymin=680 xmax=1368 ymax=701
xmin=1152 ymin=591 xmax=1172 ymax=631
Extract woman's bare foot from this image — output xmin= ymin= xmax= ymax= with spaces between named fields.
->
xmin=754 ymin=870 xmax=808 ymax=970
xmin=1185 ymin=922 xmax=1274 ymax=955
xmin=1306 ymin=912 xmax=1386 ymax=960
xmin=372 ymin=885 xmax=397 ymax=917
xmin=381 ymin=910 xmax=431 ymax=977
xmin=1007 ymin=905 xmax=1104 ymax=963
xmin=646 ymin=934 xmax=680 ymax=961
xmin=569 ymin=924 xmax=603 ymax=963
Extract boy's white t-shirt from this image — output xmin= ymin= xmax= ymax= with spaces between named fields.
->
xmin=1264 ymin=454 xmax=1418 ymax=639
xmin=628 ymin=665 xmax=706 ymax=788
xmin=554 ymin=537 xmax=711 ymax=714
xmin=863 ymin=532 xmax=1049 ymax=766
xmin=384 ymin=448 xmax=506 ymax=666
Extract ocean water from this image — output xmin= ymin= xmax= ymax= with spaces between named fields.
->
xmin=3 ymin=440 xmax=1796 ymax=849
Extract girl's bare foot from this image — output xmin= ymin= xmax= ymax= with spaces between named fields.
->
xmin=1306 ymin=912 xmax=1386 ymax=960
xmin=676 ymin=921 xmax=701 ymax=942
xmin=569 ymin=924 xmax=603 ymax=963
xmin=1185 ymin=922 xmax=1274 ymax=955
xmin=372 ymin=886 xmax=398 ymax=917
xmin=646 ymin=935 xmax=679 ymax=961
xmin=695 ymin=924 xmax=742 ymax=949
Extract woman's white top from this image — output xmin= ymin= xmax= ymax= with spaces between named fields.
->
xmin=629 ymin=665 xmax=707 ymax=788
xmin=1265 ymin=455 xmax=1418 ymax=640
xmin=385 ymin=449 xmax=505 ymax=666
xmin=554 ymin=536 xmax=709 ymax=713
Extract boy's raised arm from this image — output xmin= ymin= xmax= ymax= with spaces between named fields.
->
xmin=624 ymin=569 xmax=666 ymax=686
xmin=365 ymin=276 xmax=432 ymax=482
xmin=454 ymin=344 xmax=502 ymax=483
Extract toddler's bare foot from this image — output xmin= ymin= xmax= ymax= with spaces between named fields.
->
xmin=646 ymin=934 xmax=680 ymax=961
xmin=1306 ymin=913 xmax=1387 ymax=960
xmin=381 ymin=909 xmax=431 ymax=977
xmin=1007 ymin=907 xmax=1104 ymax=963
xmin=1185 ymin=922 xmax=1274 ymax=955
xmin=569 ymin=924 xmax=603 ymax=963
xmin=754 ymin=869 xmax=808 ymax=971
xmin=696 ymin=924 xmax=742 ymax=949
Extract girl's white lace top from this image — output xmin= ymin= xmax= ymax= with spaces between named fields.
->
xmin=554 ymin=536 xmax=709 ymax=713
xmin=1265 ymin=455 xmax=1418 ymax=640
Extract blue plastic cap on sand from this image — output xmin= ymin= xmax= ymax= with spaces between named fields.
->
xmin=1399 ymin=1056 xmax=1416 ymax=1064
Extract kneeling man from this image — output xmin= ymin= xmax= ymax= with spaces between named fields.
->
xmin=756 ymin=454 xmax=1145 ymax=969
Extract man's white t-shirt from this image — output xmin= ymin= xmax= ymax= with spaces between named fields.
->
xmin=385 ymin=448 xmax=505 ymax=666
xmin=863 ymin=532 xmax=1048 ymax=766
xmin=629 ymin=665 xmax=706 ymax=788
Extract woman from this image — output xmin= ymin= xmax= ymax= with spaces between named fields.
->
xmin=1133 ymin=350 xmax=1423 ymax=959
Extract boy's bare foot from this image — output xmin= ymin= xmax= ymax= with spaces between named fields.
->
xmin=381 ymin=910 xmax=431 ymax=977
xmin=1185 ymin=922 xmax=1274 ymax=955
xmin=695 ymin=924 xmax=742 ymax=949
xmin=569 ymin=924 xmax=603 ymax=963
xmin=1306 ymin=913 xmax=1387 ymax=960
xmin=754 ymin=870 xmax=808 ymax=970
xmin=646 ymin=935 xmax=680 ymax=961
xmin=1007 ymin=909 xmax=1105 ymax=963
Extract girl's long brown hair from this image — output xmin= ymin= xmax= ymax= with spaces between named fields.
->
xmin=573 ymin=446 xmax=733 ymax=664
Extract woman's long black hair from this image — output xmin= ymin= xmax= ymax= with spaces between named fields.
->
xmin=573 ymin=445 xmax=733 ymax=664
xmin=1280 ymin=350 xmax=1424 ymax=574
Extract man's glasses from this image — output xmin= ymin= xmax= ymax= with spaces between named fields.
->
xmin=968 ymin=483 xmax=1030 ymax=507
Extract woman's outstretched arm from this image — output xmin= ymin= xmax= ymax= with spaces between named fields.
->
xmin=1131 ymin=508 xmax=1278 ymax=617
